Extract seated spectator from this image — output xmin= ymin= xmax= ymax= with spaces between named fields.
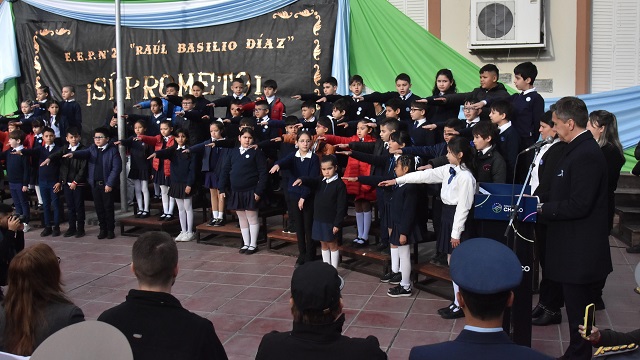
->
xmin=98 ymin=231 xmax=227 ymax=360
xmin=0 ymin=203 xmax=25 ymax=293
xmin=579 ymin=324 xmax=640 ymax=349
xmin=409 ymin=238 xmax=552 ymax=360
xmin=255 ymin=261 xmax=387 ymax=360
xmin=0 ymin=243 xmax=85 ymax=356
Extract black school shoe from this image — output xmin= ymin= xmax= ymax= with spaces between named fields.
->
xmin=40 ymin=227 xmax=52 ymax=237
xmin=387 ymin=284 xmax=412 ymax=298
xmin=438 ymin=302 xmax=456 ymax=316
xmin=207 ymin=218 xmax=217 ymax=226
xmin=380 ymin=271 xmax=400 ymax=283
xmin=245 ymin=246 xmax=258 ymax=255
xmin=214 ymin=218 xmax=226 ymax=227
xmin=441 ymin=305 xmax=465 ymax=319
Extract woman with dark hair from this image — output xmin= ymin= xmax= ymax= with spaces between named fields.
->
xmin=0 ymin=243 xmax=84 ymax=355
xmin=587 ymin=110 xmax=625 ymax=232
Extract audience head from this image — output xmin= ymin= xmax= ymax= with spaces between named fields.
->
xmin=132 ymin=231 xmax=178 ymax=289
xmin=450 ymin=238 xmax=522 ymax=321
xmin=165 ymin=82 xmax=179 ymax=96
xmin=332 ymin=99 xmax=349 ymax=120
xmin=4 ymin=243 xmax=71 ymax=355
xmin=8 ymin=129 xmax=25 ymax=146
xmin=290 ymin=261 xmax=344 ymax=324
xmin=463 ymin=97 xmax=482 ymax=121
xmin=93 ymin=127 xmax=110 ymax=147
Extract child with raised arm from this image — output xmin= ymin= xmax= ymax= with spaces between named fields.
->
xmin=114 ymin=120 xmax=152 ymax=218
xmin=150 ymin=129 xmax=196 ymax=242
xmin=324 ymin=119 xmax=376 ymax=246
xmin=186 ymin=121 xmax=232 ymax=226
xmin=379 ymin=136 xmax=477 ymax=318
xmin=218 ymin=128 xmax=268 ymax=255
xmin=270 ymin=131 xmax=321 ymax=266
xmin=138 ymin=120 xmax=176 ymax=220
xmin=293 ymin=155 xmax=347 ymax=269
xmin=126 ymin=97 xmax=166 ymax=136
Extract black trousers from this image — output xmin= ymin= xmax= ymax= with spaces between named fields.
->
xmin=535 ymin=223 xmax=564 ymax=311
xmin=92 ymin=183 xmax=115 ymax=232
xmin=562 ymin=279 xmax=607 ymax=359
xmin=290 ymin=197 xmax=315 ymax=262
xmin=64 ymin=184 xmax=86 ymax=229
xmin=376 ymin=188 xmax=389 ymax=245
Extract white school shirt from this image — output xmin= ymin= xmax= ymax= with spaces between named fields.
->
xmin=395 ymin=164 xmax=476 ymax=239
xmin=49 ymin=115 xmax=61 ymax=137
xmin=530 ymin=138 xmax=561 ymax=193
xmin=497 ymin=121 xmax=512 ymax=134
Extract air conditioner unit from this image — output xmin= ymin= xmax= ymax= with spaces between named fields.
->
xmin=469 ymin=0 xmax=545 ymax=50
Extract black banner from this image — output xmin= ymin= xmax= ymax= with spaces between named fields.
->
xmin=13 ymin=0 xmax=337 ymax=135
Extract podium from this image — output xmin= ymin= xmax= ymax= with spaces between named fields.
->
xmin=474 ymin=183 xmax=536 ymax=347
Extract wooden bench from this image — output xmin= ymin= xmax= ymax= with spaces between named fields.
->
xmin=196 ymin=206 xmax=287 ymax=245
xmin=412 ymin=262 xmax=453 ymax=300
xmin=119 ymin=216 xmax=181 ymax=237
xmin=266 ymin=228 xmax=298 ymax=250
xmin=338 ymin=243 xmax=391 ymax=277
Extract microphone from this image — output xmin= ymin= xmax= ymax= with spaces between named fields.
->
xmin=519 ymin=136 xmax=554 ymax=154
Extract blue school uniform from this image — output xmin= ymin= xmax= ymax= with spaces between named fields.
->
xmin=219 ymin=147 xmax=268 ymax=210
xmin=155 ymin=145 xmax=195 ymax=199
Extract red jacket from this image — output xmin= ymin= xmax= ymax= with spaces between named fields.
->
xmin=242 ymin=97 xmax=286 ymax=120
xmin=139 ymin=134 xmax=175 ymax=177
xmin=324 ymin=134 xmax=376 ymax=201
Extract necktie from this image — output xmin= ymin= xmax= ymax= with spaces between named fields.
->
xmin=47 ymin=145 xmax=52 ymax=152
xmin=521 ymin=92 xmax=525 ymax=96
xmin=448 ymin=167 xmax=456 ymax=184
xmin=388 ymin=157 xmax=396 ymax=174
xmin=384 ymin=143 xmax=389 ymax=150
xmin=466 ymin=122 xmax=472 ymax=128
xmin=401 ymin=96 xmax=405 ymax=101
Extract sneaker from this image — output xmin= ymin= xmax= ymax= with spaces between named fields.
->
xmin=438 ymin=302 xmax=456 ymax=315
xmin=441 ymin=305 xmax=465 ymax=319
xmin=207 ymin=218 xmax=217 ymax=226
xmin=380 ymin=271 xmax=400 ymax=283
xmin=22 ymin=223 xmax=31 ymax=233
xmin=389 ymin=272 xmax=403 ymax=285
xmin=178 ymin=232 xmax=195 ymax=242
xmin=387 ymin=284 xmax=412 ymax=298
xmin=214 ymin=218 xmax=225 ymax=227
xmin=175 ymin=232 xmax=186 ymax=242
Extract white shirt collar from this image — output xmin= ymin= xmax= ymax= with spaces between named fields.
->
xmin=239 ymin=146 xmax=250 ymax=154
xmin=24 ymin=113 xmax=33 ymax=119
xmin=65 ymin=99 xmax=75 ymax=102
xmin=98 ymin=144 xmax=108 ymax=151
xmin=324 ymin=174 xmax=339 ymax=183
xmin=35 ymin=133 xmax=43 ymax=138
xmin=177 ymin=146 xmax=185 ymax=150
xmin=154 ymin=113 xmax=163 ymax=119
xmin=13 ymin=145 xmax=24 ymax=151
xmin=464 ymin=325 xmax=503 ymax=333
xmin=401 ymin=92 xmax=413 ymax=100
xmin=414 ymin=118 xmax=427 ymax=127
xmin=570 ymin=129 xmax=590 ymax=143
xmin=68 ymin=144 xmax=79 ymax=151
xmin=467 ymin=117 xmax=480 ymax=126
xmin=295 ymin=150 xmax=312 ymax=160
xmin=266 ymin=95 xmax=275 ymax=104
xmin=305 ymin=116 xmax=316 ymax=123
xmin=234 ymin=94 xmax=244 ymax=100
xmin=498 ymin=121 xmax=512 ymax=134
xmin=522 ymin=88 xmax=536 ymax=95
xmin=479 ymin=145 xmax=492 ymax=155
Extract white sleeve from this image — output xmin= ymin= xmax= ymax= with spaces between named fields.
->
xmin=395 ymin=166 xmax=446 ymax=185
xmin=451 ymin=174 xmax=476 ymax=239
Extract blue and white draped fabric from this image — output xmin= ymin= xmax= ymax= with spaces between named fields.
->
xmin=546 ymin=86 xmax=640 ymax=149
xmin=21 ymin=0 xmax=298 ymax=29
xmin=331 ymin=0 xmax=350 ymax=94
xmin=0 ymin=1 xmax=20 ymax=86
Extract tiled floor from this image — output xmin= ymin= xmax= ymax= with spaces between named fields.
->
xmin=23 ymin=224 xmax=640 ymax=359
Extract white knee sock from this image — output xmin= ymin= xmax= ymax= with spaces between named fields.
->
xmin=184 ymin=198 xmax=193 ymax=233
xmin=355 ymin=211 xmax=364 ymax=238
xmin=134 ymin=180 xmax=144 ymax=211
xmin=154 ymin=183 xmax=160 ymax=197
xmin=330 ymin=250 xmax=340 ymax=269
xmin=398 ymin=245 xmax=411 ymax=288
xmin=160 ymin=185 xmax=170 ymax=214
xmin=240 ymin=227 xmax=250 ymax=247
xmin=322 ymin=249 xmax=330 ymax=264
xmin=390 ymin=247 xmax=399 ymax=273
xmin=247 ymin=210 xmax=259 ymax=248
xmin=35 ymin=185 xmax=42 ymax=204
xmin=175 ymin=198 xmax=187 ymax=232
xmin=168 ymin=196 xmax=175 ymax=215
xmin=141 ymin=180 xmax=150 ymax=212
xmin=453 ymin=281 xmax=460 ymax=307
xmin=362 ymin=211 xmax=372 ymax=241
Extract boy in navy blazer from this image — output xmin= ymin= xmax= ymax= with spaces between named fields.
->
xmin=64 ymin=127 xmax=122 ymax=239
xmin=489 ymin=100 xmax=520 ymax=183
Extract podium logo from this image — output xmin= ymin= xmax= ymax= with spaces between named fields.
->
xmin=492 ymin=203 xmax=502 ymax=214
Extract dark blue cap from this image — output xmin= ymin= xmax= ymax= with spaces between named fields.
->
xmin=450 ymin=238 xmax=523 ymax=294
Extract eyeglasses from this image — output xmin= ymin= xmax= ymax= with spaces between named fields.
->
xmin=409 ymin=108 xmax=421 ymax=112
xmin=93 ymin=136 xmax=106 ymax=139
xmin=463 ymin=107 xmax=475 ymax=111
xmin=181 ymin=102 xmax=192 ymax=105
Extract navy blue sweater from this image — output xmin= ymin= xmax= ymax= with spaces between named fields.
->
xmin=496 ymin=126 xmax=521 ymax=183
xmin=59 ymin=100 xmax=82 ymax=132
xmin=155 ymin=146 xmax=195 ymax=186
xmin=1 ymin=149 xmax=30 ymax=185
xmin=391 ymin=184 xmax=419 ymax=236
xmin=24 ymin=144 xmax=61 ymax=183
xmin=275 ymin=151 xmax=320 ymax=200
xmin=219 ymin=148 xmax=268 ymax=195
xmin=299 ymin=176 xmax=347 ymax=227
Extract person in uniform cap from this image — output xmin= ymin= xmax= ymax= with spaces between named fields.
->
xmin=255 ymin=261 xmax=387 ymax=360
xmin=410 ymin=238 xmax=553 ymax=360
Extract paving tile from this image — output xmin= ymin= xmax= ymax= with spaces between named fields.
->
xmin=391 ymin=329 xmax=450 ymax=349
xmin=67 ymin=286 xmax=115 ymax=302
xmin=79 ymin=301 xmax=119 ymax=319
xmin=195 ymin=283 xmax=247 ymax=298
xmin=532 ymin=339 xmax=564 ymax=358
xmin=234 ymin=286 xmax=286 ymax=302
xmin=251 ymin=275 xmax=291 ymax=289
xmin=352 ymin=310 xmax=407 ymax=328
xmin=207 ymin=313 xmax=254 ymax=333
xmin=343 ymin=326 xmax=398 ymax=349
xmin=239 ymin=318 xmax=291 ymax=335
xmin=364 ymin=295 xmax=415 ymax=313
xmin=341 ymin=294 xmax=371 ymax=310
xmin=387 ymin=347 xmax=411 ymax=359
xmin=259 ymin=301 xmax=292 ymax=320
xmin=341 ymin=281 xmax=380 ymax=296
xmin=401 ymin=313 xmax=454 ymax=333
xmin=531 ymin=323 xmax=561 ymax=341
xmin=217 ymin=299 xmax=272 ymax=317
xmin=232 ymin=262 xmax=279 ymax=275
xmin=221 ymin=333 xmax=263 ymax=357
xmin=181 ymin=295 xmax=230 ymax=313
xmin=410 ymin=298 xmax=452 ymax=315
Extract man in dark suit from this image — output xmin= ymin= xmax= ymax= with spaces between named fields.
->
xmin=537 ymin=96 xmax=611 ymax=360
xmin=409 ymin=238 xmax=552 ymax=360
xmin=98 ymin=231 xmax=228 ymax=360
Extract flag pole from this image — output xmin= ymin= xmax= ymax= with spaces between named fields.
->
xmin=115 ymin=0 xmax=127 ymax=212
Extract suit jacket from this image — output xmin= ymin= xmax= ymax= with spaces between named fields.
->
xmin=409 ymin=329 xmax=553 ymax=360
xmin=73 ymin=144 xmax=123 ymax=188
xmin=539 ymin=131 xmax=612 ymax=284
